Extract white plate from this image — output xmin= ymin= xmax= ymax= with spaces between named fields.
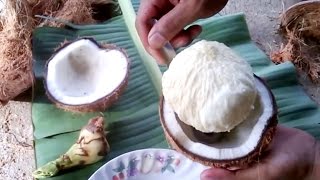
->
xmin=88 ymin=148 xmax=208 ymax=180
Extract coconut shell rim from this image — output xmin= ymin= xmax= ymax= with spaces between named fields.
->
xmin=44 ymin=37 xmax=131 ymax=112
xmin=159 ymin=75 xmax=278 ymax=167
xmin=280 ymin=0 xmax=320 ymax=29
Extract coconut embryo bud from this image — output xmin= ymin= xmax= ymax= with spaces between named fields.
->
xmin=162 ymin=40 xmax=258 ymax=133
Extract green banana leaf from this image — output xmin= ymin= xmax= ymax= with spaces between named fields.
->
xmin=32 ymin=0 xmax=320 ymax=179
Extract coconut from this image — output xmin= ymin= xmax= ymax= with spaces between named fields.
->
xmin=159 ymin=40 xmax=278 ymax=169
xmin=39 ymin=0 xmax=95 ymax=27
xmin=28 ymin=0 xmax=66 ymax=25
xmin=44 ymin=38 xmax=130 ymax=112
xmin=0 ymin=0 xmax=35 ymax=103
xmin=271 ymin=0 xmax=320 ymax=82
xmin=31 ymin=0 xmax=118 ymax=27
xmin=280 ymin=0 xmax=320 ymax=40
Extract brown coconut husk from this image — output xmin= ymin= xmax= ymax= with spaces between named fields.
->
xmin=271 ymin=0 xmax=320 ymax=83
xmin=0 ymin=0 xmax=35 ymax=103
xmin=39 ymin=0 xmax=95 ymax=27
xmin=91 ymin=0 xmax=120 ymax=22
xmin=0 ymin=0 xmax=117 ymax=103
xmin=28 ymin=0 xmax=66 ymax=25
xmin=28 ymin=0 xmax=117 ymax=27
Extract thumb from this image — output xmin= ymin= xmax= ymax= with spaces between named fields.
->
xmin=148 ymin=2 xmax=198 ymax=49
xmin=200 ymin=168 xmax=236 ymax=180
xmin=201 ymin=165 xmax=269 ymax=180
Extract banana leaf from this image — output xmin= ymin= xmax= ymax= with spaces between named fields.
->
xmin=31 ymin=0 xmax=320 ymax=179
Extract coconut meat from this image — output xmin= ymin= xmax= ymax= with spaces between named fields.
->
xmin=162 ymin=40 xmax=257 ymax=133
xmin=46 ymin=39 xmax=128 ymax=105
xmin=162 ymin=77 xmax=273 ymax=160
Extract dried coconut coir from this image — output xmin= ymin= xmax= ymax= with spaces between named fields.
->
xmin=40 ymin=0 xmax=96 ymax=27
xmin=0 ymin=0 xmax=35 ymax=102
xmin=271 ymin=0 xmax=320 ymax=82
xmin=30 ymin=0 xmax=118 ymax=27
xmin=28 ymin=0 xmax=66 ymax=25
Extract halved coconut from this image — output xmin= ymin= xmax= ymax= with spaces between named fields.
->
xmin=44 ymin=38 xmax=130 ymax=112
xmin=159 ymin=75 xmax=277 ymax=168
xmin=158 ymin=40 xmax=278 ymax=169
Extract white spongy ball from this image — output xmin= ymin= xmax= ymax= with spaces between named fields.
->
xmin=162 ymin=40 xmax=257 ymax=133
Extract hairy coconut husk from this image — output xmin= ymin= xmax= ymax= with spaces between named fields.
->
xmin=271 ymin=0 xmax=320 ymax=82
xmin=28 ymin=0 xmax=66 ymax=25
xmin=91 ymin=0 xmax=120 ymax=22
xmin=0 ymin=0 xmax=35 ymax=103
xmin=280 ymin=0 xmax=320 ymax=40
xmin=28 ymin=0 xmax=118 ymax=27
xmin=91 ymin=0 xmax=116 ymax=5
xmin=40 ymin=0 xmax=96 ymax=27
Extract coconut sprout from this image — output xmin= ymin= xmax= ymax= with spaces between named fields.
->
xmin=32 ymin=116 xmax=110 ymax=179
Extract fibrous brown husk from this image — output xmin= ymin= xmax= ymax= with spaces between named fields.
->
xmin=27 ymin=0 xmax=66 ymax=25
xmin=280 ymin=0 xmax=320 ymax=40
xmin=0 ymin=0 xmax=117 ymax=102
xmin=0 ymin=0 xmax=35 ymax=103
xmin=271 ymin=0 xmax=320 ymax=82
xmin=40 ymin=0 xmax=95 ymax=27
xmin=28 ymin=0 xmax=117 ymax=27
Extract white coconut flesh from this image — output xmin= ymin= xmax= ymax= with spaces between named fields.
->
xmin=46 ymin=39 xmax=128 ymax=105
xmin=161 ymin=77 xmax=274 ymax=160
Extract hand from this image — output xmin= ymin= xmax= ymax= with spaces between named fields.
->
xmin=200 ymin=125 xmax=320 ymax=180
xmin=135 ymin=0 xmax=228 ymax=64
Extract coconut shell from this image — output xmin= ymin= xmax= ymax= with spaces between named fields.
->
xmin=44 ymin=37 xmax=130 ymax=113
xmin=159 ymin=75 xmax=278 ymax=169
xmin=280 ymin=0 xmax=320 ymax=40
xmin=272 ymin=0 xmax=320 ymax=82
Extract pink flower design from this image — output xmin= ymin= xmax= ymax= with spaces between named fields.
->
xmin=156 ymin=155 xmax=165 ymax=164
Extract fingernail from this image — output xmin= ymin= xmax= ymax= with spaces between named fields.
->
xmin=148 ymin=32 xmax=166 ymax=49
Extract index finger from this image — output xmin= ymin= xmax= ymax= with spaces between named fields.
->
xmin=136 ymin=0 xmax=171 ymax=49
xmin=135 ymin=1 xmax=156 ymax=49
xmin=135 ymin=1 xmax=175 ymax=64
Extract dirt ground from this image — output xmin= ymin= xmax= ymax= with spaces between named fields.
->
xmin=0 ymin=0 xmax=317 ymax=180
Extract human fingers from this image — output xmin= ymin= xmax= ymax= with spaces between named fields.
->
xmin=145 ymin=25 xmax=201 ymax=64
xmin=200 ymin=126 xmax=316 ymax=180
xmin=136 ymin=0 xmax=173 ymax=51
xmin=147 ymin=1 xmax=199 ymax=49
xmin=170 ymin=25 xmax=202 ymax=48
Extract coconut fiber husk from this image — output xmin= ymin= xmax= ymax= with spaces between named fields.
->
xmin=28 ymin=0 xmax=66 ymax=25
xmin=0 ymin=0 xmax=35 ymax=103
xmin=270 ymin=0 xmax=320 ymax=82
xmin=33 ymin=0 xmax=117 ymax=27
xmin=38 ymin=0 xmax=95 ymax=27
xmin=0 ymin=0 xmax=117 ymax=103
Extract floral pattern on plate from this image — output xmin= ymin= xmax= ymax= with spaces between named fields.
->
xmin=111 ymin=153 xmax=181 ymax=180
xmin=89 ymin=148 xmax=207 ymax=180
